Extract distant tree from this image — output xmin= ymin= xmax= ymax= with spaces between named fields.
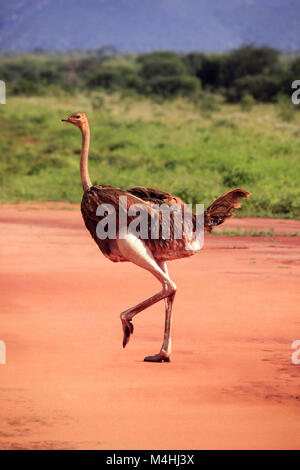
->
xmin=222 ymin=45 xmax=280 ymax=87
xmin=138 ymin=52 xmax=187 ymax=79
xmin=144 ymin=75 xmax=199 ymax=98
xmin=198 ymin=55 xmax=224 ymax=89
xmin=2 ymin=47 xmax=299 ymax=103
xmin=279 ymin=56 xmax=300 ymax=98
xmin=289 ymin=56 xmax=300 ymax=79
xmin=88 ymin=65 xmax=141 ymax=91
xmin=32 ymin=47 xmax=45 ymax=55
xmin=97 ymin=45 xmax=118 ymax=56
xmin=226 ymin=74 xmax=283 ymax=102
xmin=182 ymin=52 xmax=206 ymax=77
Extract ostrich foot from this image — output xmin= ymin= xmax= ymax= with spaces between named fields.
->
xmin=144 ymin=351 xmax=170 ymax=363
xmin=122 ymin=319 xmax=134 ymax=348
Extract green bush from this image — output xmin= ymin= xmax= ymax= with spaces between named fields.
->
xmin=0 ymin=48 xmax=299 ymax=102
xmin=198 ymin=55 xmax=224 ymax=88
xmin=222 ymin=45 xmax=280 ymax=87
xmin=222 ymin=167 xmax=254 ymax=186
xmin=88 ymin=65 xmax=142 ymax=91
xmin=240 ymin=93 xmax=255 ymax=111
xmin=182 ymin=52 xmax=206 ymax=77
xmin=145 ymin=75 xmax=199 ymax=98
xmin=290 ymin=56 xmax=300 ymax=77
xmin=276 ymin=94 xmax=295 ymax=122
xmin=198 ymin=93 xmax=220 ymax=115
xmin=227 ymin=74 xmax=284 ymax=102
xmin=91 ymin=92 xmax=106 ymax=110
xmin=138 ymin=52 xmax=187 ymax=79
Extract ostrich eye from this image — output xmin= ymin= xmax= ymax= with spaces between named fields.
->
xmin=76 ymin=115 xmax=80 ymax=119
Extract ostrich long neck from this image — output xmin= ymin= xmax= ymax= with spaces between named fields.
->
xmin=80 ymin=123 xmax=92 ymax=191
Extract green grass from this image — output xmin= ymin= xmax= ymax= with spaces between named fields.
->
xmin=1 ymin=94 xmax=300 ymax=218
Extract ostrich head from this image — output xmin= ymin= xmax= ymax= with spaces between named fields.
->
xmin=61 ymin=112 xmax=88 ymax=128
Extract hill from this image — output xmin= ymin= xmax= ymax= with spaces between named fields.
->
xmin=0 ymin=0 xmax=300 ymax=53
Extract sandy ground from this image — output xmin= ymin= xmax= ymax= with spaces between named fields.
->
xmin=0 ymin=205 xmax=300 ymax=450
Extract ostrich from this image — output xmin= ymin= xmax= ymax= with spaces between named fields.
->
xmin=62 ymin=112 xmax=249 ymax=362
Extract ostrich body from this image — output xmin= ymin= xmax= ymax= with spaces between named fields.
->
xmin=62 ymin=112 xmax=250 ymax=362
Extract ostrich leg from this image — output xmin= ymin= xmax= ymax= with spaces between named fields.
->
xmin=144 ymin=261 xmax=175 ymax=363
xmin=117 ymin=234 xmax=176 ymax=361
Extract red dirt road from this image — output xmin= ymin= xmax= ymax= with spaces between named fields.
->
xmin=0 ymin=205 xmax=300 ymax=450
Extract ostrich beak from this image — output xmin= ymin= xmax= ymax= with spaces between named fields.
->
xmin=61 ymin=118 xmax=70 ymax=122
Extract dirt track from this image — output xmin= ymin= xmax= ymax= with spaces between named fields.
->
xmin=0 ymin=205 xmax=300 ymax=450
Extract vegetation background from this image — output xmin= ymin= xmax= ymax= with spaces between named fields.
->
xmin=0 ymin=46 xmax=300 ymax=218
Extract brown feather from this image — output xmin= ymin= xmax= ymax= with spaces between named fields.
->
xmin=203 ymin=188 xmax=250 ymax=232
xmin=127 ymin=186 xmax=184 ymax=206
xmin=81 ymin=185 xmax=250 ymax=261
xmin=81 ymin=184 xmax=153 ymax=260
xmin=81 ymin=185 xmax=195 ymax=262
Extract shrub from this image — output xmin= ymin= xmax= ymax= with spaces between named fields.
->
xmin=222 ymin=167 xmax=254 ymax=186
xmin=240 ymin=93 xmax=255 ymax=111
xmin=290 ymin=56 xmax=300 ymax=77
xmin=88 ymin=65 xmax=142 ymax=91
xmin=138 ymin=52 xmax=187 ymax=79
xmin=144 ymin=75 xmax=199 ymax=98
xmin=276 ymin=94 xmax=295 ymax=122
xmin=222 ymin=45 xmax=280 ymax=87
xmin=198 ymin=93 xmax=220 ymax=115
xmin=182 ymin=52 xmax=206 ymax=77
xmin=198 ymin=55 xmax=224 ymax=88
xmin=91 ymin=92 xmax=106 ymax=110
xmin=227 ymin=74 xmax=284 ymax=102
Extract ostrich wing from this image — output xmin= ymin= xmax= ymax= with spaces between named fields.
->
xmin=128 ymin=186 xmax=250 ymax=233
xmin=81 ymin=185 xmax=152 ymax=259
xmin=127 ymin=186 xmax=185 ymax=207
